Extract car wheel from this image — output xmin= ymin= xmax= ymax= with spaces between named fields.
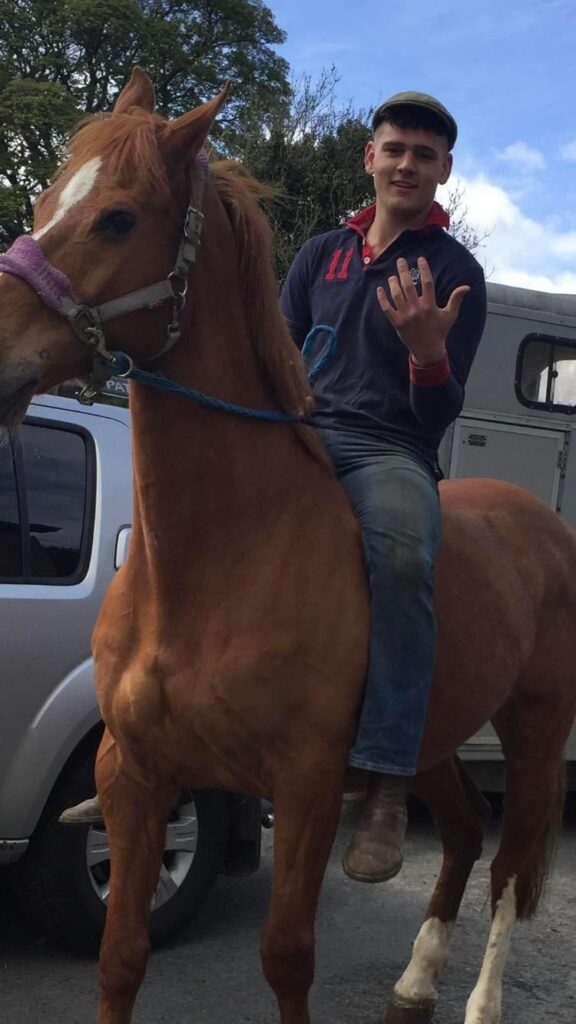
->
xmin=11 ymin=734 xmax=230 ymax=954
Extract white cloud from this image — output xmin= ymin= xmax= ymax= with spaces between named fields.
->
xmin=560 ymin=139 xmax=576 ymax=162
xmin=551 ymin=232 xmax=576 ymax=257
xmin=438 ymin=173 xmax=576 ymax=294
xmin=495 ymin=141 xmax=546 ymax=173
xmin=490 ymin=268 xmax=576 ymax=292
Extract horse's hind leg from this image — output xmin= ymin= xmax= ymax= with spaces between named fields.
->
xmin=464 ymin=691 xmax=569 ymax=1024
xmin=385 ymin=756 xmax=491 ymax=1024
xmin=95 ymin=729 xmax=177 ymax=1024
xmin=261 ymin=767 xmax=344 ymax=1024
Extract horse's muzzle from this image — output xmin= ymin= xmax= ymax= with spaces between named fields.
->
xmin=0 ymin=366 xmax=40 ymax=426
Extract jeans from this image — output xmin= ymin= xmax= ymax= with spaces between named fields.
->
xmin=320 ymin=429 xmax=442 ymax=776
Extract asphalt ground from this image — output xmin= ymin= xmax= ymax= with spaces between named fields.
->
xmin=1 ymin=797 xmax=575 ymax=1023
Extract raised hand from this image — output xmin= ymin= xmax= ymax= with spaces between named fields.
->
xmin=377 ymin=256 xmax=470 ymax=366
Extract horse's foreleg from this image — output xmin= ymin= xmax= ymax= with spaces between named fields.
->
xmin=95 ymin=731 xmax=176 ymax=1024
xmin=261 ymin=772 xmax=343 ymax=1024
xmin=385 ymin=757 xmax=490 ymax=1024
xmin=464 ymin=694 xmax=568 ymax=1024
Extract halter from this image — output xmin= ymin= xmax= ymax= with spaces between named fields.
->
xmin=0 ymin=153 xmax=210 ymax=398
xmin=0 ymin=152 xmax=337 ymax=420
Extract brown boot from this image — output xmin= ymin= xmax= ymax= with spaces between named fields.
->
xmin=59 ymin=794 xmax=103 ymax=826
xmin=342 ymin=774 xmax=407 ymax=883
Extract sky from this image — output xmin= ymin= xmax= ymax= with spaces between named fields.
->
xmin=268 ymin=0 xmax=576 ymax=293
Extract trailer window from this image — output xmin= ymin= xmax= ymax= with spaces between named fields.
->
xmin=516 ymin=335 xmax=576 ymax=413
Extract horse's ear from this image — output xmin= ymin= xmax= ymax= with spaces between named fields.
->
xmin=160 ymin=83 xmax=232 ymax=164
xmin=114 ymin=67 xmax=155 ymax=115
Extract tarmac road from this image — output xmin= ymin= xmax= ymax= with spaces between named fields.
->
xmin=1 ymin=799 xmax=575 ymax=1024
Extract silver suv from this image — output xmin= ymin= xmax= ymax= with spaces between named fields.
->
xmin=0 ymin=392 xmax=261 ymax=953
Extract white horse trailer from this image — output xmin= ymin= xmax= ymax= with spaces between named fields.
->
xmin=440 ymin=281 xmax=576 ymax=786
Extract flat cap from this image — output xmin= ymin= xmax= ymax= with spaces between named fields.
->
xmin=372 ymin=91 xmax=457 ymax=149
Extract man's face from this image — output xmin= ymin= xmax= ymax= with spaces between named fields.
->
xmin=365 ymin=122 xmax=452 ymax=221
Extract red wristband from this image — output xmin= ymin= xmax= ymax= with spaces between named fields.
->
xmin=409 ymin=352 xmax=451 ymax=387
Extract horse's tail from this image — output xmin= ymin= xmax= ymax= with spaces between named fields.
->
xmin=524 ymin=757 xmax=566 ymax=918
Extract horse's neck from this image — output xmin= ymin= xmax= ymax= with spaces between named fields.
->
xmin=127 ymin=291 xmax=313 ymax=588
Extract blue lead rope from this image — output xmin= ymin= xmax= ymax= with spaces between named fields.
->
xmin=300 ymin=324 xmax=337 ymax=384
xmin=107 ymin=325 xmax=336 ymax=424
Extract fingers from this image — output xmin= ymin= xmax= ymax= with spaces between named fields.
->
xmin=396 ymin=258 xmax=418 ymax=298
xmin=381 ymin=259 xmax=415 ymax=314
xmin=417 ymin=257 xmax=436 ymax=300
xmin=378 ymin=258 xmax=470 ymax=335
xmin=382 ymin=257 xmax=434 ymax=311
xmin=445 ymin=284 xmax=471 ymax=321
xmin=376 ymin=284 xmax=397 ymax=320
xmin=387 ymin=272 xmax=407 ymax=311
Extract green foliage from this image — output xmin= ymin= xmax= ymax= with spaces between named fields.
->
xmin=0 ymin=6 xmax=483 ymax=272
xmin=243 ymin=118 xmax=374 ymax=283
xmin=0 ymin=77 xmax=79 ymax=240
xmin=236 ymin=69 xmax=373 ymax=281
xmin=238 ymin=68 xmax=486 ymax=281
xmin=0 ymin=0 xmax=289 ymax=241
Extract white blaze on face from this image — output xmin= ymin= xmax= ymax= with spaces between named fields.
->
xmin=393 ymin=917 xmax=454 ymax=1005
xmin=464 ymin=876 xmax=517 ymax=1024
xmin=32 ymin=156 xmax=103 ymax=241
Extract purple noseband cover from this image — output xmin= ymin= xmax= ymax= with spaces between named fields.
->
xmin=0 ymin=235 xmax=74 ymax=312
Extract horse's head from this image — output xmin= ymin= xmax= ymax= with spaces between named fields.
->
xmin=0 ymin=68 xmax=229 ymax=425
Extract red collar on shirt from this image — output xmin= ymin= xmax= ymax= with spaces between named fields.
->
xmin=345 ymin=201 xmax=449 ymax=266
xmin=346 ymin=201 xmax=450 ymax=236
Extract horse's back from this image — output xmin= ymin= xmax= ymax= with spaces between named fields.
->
xmin=438 ymin=476 xmax=576 ymax=585
xmin=420 ymin=477 xmax=576 ymax=766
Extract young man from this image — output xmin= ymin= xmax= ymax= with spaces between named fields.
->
xmin=280 ymin=91 xmax=487 ymax=883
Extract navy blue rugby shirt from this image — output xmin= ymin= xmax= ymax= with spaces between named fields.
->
xmin=280 ymin=202 xmax=487 ymax=471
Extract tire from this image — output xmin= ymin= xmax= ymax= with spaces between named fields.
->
xmin=11 ymin=734 xmax=230 ymax=954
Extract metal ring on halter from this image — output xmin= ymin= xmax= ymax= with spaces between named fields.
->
xmin=168 ymin=271 xmax=188 ymax=299
xmin=111 ymin=352 xmax=135 ymax=377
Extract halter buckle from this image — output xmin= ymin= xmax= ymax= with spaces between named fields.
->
xmin=183 ymin=207 xmax=204 ymax=247
xmin=167 ymin=271 xmax=188 ymax=301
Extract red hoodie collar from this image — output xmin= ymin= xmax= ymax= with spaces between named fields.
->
xmin=346 ymin=200 xmax=450 ymax=237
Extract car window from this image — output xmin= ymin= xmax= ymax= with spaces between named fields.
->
xmin=0 ymin=433 xmax=23 ymax=576
xmin=0 ymin=422 xmax=91 ymax=583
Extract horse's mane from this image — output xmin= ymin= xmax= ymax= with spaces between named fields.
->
xmin=210 ymin=161 xmax=325 ymax=461
xmin=63 ymin=113 xmax=326 ymax=461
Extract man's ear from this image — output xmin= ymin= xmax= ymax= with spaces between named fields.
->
xmin=365 ymin=139 xmax=376 ymax=175
xmin=160 ymin=83 xmax=232 ymax=166
xmin=439 ymin=151 xmax=453 ymax=186
xmin=114 ymin=67 xmax=155 ymax=115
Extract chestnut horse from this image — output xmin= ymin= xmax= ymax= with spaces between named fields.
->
xmin=0 ymin=69 xmax=575 ymax=1024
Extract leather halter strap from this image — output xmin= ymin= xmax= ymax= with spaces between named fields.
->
xmin=0 ymin=152 xmax=209 ymax=378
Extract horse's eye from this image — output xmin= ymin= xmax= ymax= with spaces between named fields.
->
xmin=95 ymin=209 xmax=136 ymax=236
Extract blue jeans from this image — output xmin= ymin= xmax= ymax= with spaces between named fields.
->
xmin=321 ymin=429 xmax=442 ymax=776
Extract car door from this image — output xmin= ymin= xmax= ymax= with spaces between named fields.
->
xmin=0 ymin=398 xmax=132 ymax=838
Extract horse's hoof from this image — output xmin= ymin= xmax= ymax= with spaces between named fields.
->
xmin=384 ymin=997 xmax=436 ymax=1024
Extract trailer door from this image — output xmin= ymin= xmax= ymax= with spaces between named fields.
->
xmin=449 ymin=418 xmax=566 ymax=509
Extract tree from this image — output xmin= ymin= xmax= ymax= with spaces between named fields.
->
xmin=0 ymin=79 xmax=79 ymax=242
xmin=0 ymin=0 xmax=289 ymax=241
xmin=443 ymin=180 xmax=491 ymax=265
xmin=238 ymin=68 xmax=487 ymax=282
xmin=238 ymin=68 xmax=372 ymax=281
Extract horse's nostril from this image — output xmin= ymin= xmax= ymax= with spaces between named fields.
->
xmin=39 ymin=348 xmax=50 ymax=361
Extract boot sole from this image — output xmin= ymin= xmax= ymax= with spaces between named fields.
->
xmin=59 ymin=814 xmax=104 ymax=826
xmin=342 ymin=854 xmax=403 ymax=883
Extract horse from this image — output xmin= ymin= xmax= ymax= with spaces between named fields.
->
xmin=0 ymin=68 xmax=575 ymax=1024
